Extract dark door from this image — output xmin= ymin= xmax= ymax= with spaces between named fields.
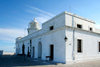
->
xmin=50 ymin=45 xmax=54 ymax=61
xmin=38 ymin=42 xmax=42 ymax=58
xmin=33 ymin=47 xmax=35 ymax=58
xmin=22 ymin=44 xmax=25 ymax=55
xmin=27 ymin=47 xmax=31 ymax=57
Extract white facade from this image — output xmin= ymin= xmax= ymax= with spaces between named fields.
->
xmin=16 ymin=11 xmax=100 ymax=63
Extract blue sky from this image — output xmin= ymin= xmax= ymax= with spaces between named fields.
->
xmin=0 ymin=0 xmax=100 ymax=52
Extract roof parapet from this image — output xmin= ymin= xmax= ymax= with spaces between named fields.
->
xmin=64 ymin=11 xmax=95 ymax=24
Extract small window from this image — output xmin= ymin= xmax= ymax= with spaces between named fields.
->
xmin=30 ymin=40 xmax=32 ymax=44
xmin=90 ymin=27 xmax=92 ymax=31
xmin=77 ymin=24 xmax=82 ymax=28
xmin=30 ymin=40 xmax=32 ymax=47
xmin=28 ymin=30 xmax=29 ymax=33
xmin=77 ymin=39 xmax=82 ymax=53
xmin=50 ymin=26 xmax=54 ymax=30
xmin=99 ymin=42 xmax=100 ymax=52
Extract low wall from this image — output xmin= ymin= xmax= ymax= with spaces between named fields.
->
xmin=0 ymin=50 xmax=3 ymax=55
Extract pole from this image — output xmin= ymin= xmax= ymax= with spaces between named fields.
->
xmin=72 ymin=14 xmax=75 ymax=60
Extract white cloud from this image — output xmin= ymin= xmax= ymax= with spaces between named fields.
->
xmin=0 ymin=28 xmax=27 ymax=42
xmin=36 ymin=14 xmax=51 ymax=23
xmin=0 ymin=6 xmax=55 ymax=52
xmin=26 ymin=5 xmax=54 ymax=17
xmin=0 ymin=6 xmax=54 ymax=44
xmin=25 ymin=5 xmax=55 ymax=23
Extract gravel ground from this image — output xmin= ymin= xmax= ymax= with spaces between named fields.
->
xmin=0 ymin=55 xmax=100 ymax=67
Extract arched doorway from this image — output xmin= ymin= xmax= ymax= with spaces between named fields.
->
xmin=22 ymin=44 xmax=25 ymax=55
xmin=27 ymin=47 xmax=30 ymax=57
xmin=32 ymin=46 xmax=35 ymax=58
xmin=38 ymin=42 xmax=42 ymax=58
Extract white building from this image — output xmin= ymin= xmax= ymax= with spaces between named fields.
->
xmin=16 ymin=11 xmax=100 ymax=63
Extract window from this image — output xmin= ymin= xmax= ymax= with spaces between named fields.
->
xmin=77 ymin=39 xmax=82 ymax=53
xmin=30 ymin=40 xmax=32 ymax=47
xmin=99 ymin=42 xmax=100 ymax=52
xmin=77 ymin=24 xmax=82 ymax=28
xmin=30 ymin=40 xmax=32 ymax=44
xmin=50 ymin=26 xmax=54 ymax=30
xmin=28 ymin=30 xmax=29 ymax=33
xmin=90 ymin=27 xmax=92 ymax=31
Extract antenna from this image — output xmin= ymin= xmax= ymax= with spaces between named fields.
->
xmin=68 ymin=5 xmax=72 ymax=13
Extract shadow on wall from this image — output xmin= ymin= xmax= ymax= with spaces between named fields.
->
xmin=0 ymin=55 xmax=56 ymax=67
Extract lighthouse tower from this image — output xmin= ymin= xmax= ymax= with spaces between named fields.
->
xmin=27 ymin=18 xmax=41 ymax=34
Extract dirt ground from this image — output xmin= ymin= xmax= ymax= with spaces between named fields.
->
xmin=0 ymin=55 xmax=100 ymax=67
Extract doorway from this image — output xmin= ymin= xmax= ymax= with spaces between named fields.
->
xmin=22 ymin=44 xmax=25 ymax=55
xmin=38 ymin=42 xmax=42 ymax=58
xmin=32 ymin=47 xmax=35 ymax=58
xmin=50 ymin=45 xmax=54 ymax=61
xmin=27 ymin=47 xmax=31 ymax=57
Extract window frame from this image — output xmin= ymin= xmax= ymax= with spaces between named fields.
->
xmin=77 ymin=39 xmax=82 ymax=53
xmin=49 ymin=26 xmax=54 ymax=30
xmin=98 ymin=42 xmax=100 ymax=52
xmin=30 ymin=39 xmax=32 ymax=47
xmin=90 ymin=27 xmax=93 ymax=31
xmin=77 ymin=24 xmax=82 ymax=29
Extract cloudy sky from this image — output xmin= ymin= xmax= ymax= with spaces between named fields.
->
xmin=0 ymin=0 xmax=100 ymax=52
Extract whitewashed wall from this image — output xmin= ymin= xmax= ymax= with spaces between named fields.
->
xmin=16 ymin=12 xmax=67 ymax=63
xmin=65 ymin=27 xmax=100 ymax=63
xmin=30 ymin=29 xmax=66 ymax=63
xmin=16 ymin=11 xmax=100 ymax=64
xmin=65 ymin=12 xmax=95 ymax=31
xmin=75 ymin=29 xmax=100 ymax=61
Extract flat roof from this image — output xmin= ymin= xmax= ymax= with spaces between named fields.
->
xmin=43 ymin=11 xmax=95 ymax=25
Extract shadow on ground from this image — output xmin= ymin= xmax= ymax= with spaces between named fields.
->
xmin=0 ymin=55 xmax=56 ymax=67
